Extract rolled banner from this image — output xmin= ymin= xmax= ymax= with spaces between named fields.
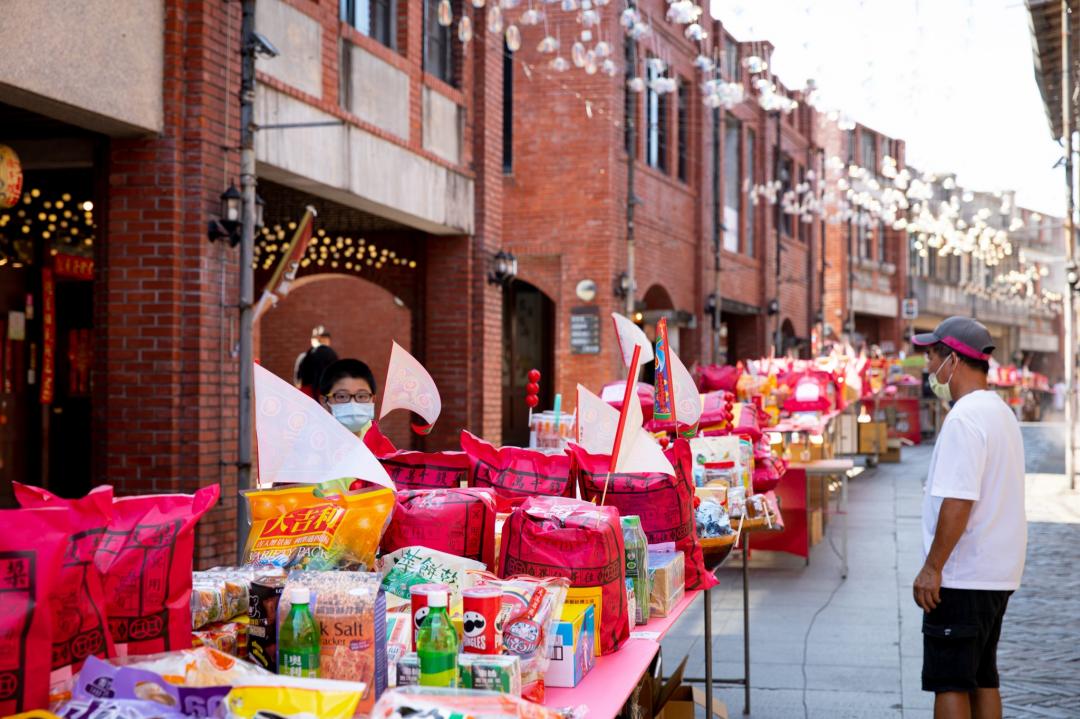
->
xmin=611 ymin=312 xmax=654 ymax=368
xmin=380 ymin=341 xmax=442 ymax=434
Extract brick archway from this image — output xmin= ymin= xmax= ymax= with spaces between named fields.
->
xmin=255 ymin=272 xmax=415 ymax=448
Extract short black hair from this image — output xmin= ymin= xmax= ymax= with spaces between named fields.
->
xmin=318 ymin=359 xmax=377 ymax=397
xmin=927 ymin=342 xmax=989 ymax=375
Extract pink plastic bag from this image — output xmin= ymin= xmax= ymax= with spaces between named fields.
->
xmin=498 ymin=496 xmax=628 ymax=655
xmin=17 ymin=484 xmax=220 ymax=657
xmin=570 ymin=441 xmax=717 ymax=591
xmin=697 ymin=364 xmax=743 ymax=393
xmin=363 ymin=422 xmax=470 ymax=491
xmin=0 ymin=505 xmax=71 ymax=714
xmin=461 ymin=431 xmax=574 ymax=512
xmin=381 ymin=488 xmax=497 ymax=569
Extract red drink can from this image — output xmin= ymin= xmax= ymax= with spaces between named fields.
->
xmin=462 ymin=585 xmax=502 ymax=654
xmin=410 ymin=583 xmax=451 ymax=651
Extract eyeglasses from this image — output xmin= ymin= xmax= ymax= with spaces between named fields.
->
xmin=325 ymin=391 xmax=373 ymax=405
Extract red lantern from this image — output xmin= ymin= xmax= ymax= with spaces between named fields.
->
xmin=0 ymin=145 xmax=23 ymax=209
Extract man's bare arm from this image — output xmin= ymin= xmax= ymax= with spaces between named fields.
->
xmin=913 ymin=498 xmax=974 ymax=612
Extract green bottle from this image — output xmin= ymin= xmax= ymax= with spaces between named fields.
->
xmin=417 ymin=590 xmax=459 ymax=687
xmin=621 ymin=515 xmax=650 ymax=625
xmin=278 ymin=586 xmax=320 ymax=678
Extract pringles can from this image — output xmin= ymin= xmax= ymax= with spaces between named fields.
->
xmin=462 ymin=586 xmax=502 ymax=654
xmin=410 ymin=583 xmax=451 ymax=651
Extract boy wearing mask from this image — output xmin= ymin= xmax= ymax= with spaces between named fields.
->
xmin=318 ymin=359 xmax=377 ymax=438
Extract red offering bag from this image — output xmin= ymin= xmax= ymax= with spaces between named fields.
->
xmin=460 ymin=431 xmax=574 ymax=512
xmin=381 ymin=488 xmax=498 ymax=569
xmin=0 ymin=505 xmax=71 ymax=715
xmin=12 ymin=483 xmax=116 ymax=701
xmin=363 ymin=422 xmax=469 ymax=491
xmin=570 ymin=441 xmax=717 ymax=591
xmin=17 ymin=484 xmax=220 ymax=657
xmin=498 ymin=496 xmax=629 ymax=655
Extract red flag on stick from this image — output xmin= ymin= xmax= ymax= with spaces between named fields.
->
xmin=253 ymin=205 xmax=317 ymax=321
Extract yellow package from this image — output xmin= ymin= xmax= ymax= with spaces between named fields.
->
xmin=225 ymin=681 xmax=364 ymax=719
xmin=243 ymin=485 xmax=394 ymax=570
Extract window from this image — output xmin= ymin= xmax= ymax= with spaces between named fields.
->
xmin=341 ymin=0 xmax=394 ymax=48
xmin=746 ymin=129 xmax=756 ymax=257
xmin=723 ymin=117 xmax=741 ymax=252
xmin=625 ymin=39 xmax=637 ymax=155
xmin=724 ymin=40 xmax=739 ymax=81
xmin=503 ymin=42 xmax=513 ymax=174
xmin=909 ymin=236 xmax=920 ymax=278
xmin=860 ymin=130 xmax=876 ymax=172
xmin=646 ymin=60 xmax=669 ymax=172
xmin=857 ymin=215 xmax=870 ymax=259
xmin=677 ymin=80 xmax=689 ymax=182
xmin=877 ymin=221 xmax=886 ymax=263
xmin=779 ymin=155 xmax=793 ymax=237
xmin=798 ymin=167 xmax=809 ymax=243
xmin=423 ymin=0 xmax=454 ymax=85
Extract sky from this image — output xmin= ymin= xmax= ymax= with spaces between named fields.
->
xmin=711 ymin=0 xmax=1065 ymax=216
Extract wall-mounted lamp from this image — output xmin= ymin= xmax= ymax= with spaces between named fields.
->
xmin=614 ymin=272 xmax=632 ymax=299
xmin=488 ymin=250 xmax=518 ymax=285
xmin=208 ymin=184 xmax=265 ymax=246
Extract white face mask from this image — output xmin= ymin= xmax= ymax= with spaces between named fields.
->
xmin=331 ymin=402 xmax=375 ymax=432
xmin=929 ymin=354 xmax=957 ymax=402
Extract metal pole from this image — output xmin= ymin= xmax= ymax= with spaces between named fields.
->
xmin=1063 ymin=0 xmax=1077 ymax=490
xmin=773 ymin=112 xmax=782 ymax=356
xmin=625 ymin=5 xmax=638 ymax=318
xmin=742 ymin=533 xmax=751 ymax=715
xmin=236 ymin=0 xmax=257 ymax=561
xmin=704 ymin=588 xmax=713 ymax=717
xmin=713 ymin=104 xmax=723 ymax=365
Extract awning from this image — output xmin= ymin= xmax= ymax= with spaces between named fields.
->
xmin=1026 ymin=0 xmax=1080 ymax=140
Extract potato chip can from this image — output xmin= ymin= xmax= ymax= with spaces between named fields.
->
xmin=410 ymin=583 xmax=451 ymax=651
xmin=462 ymin=586 xmax=502 ymax=654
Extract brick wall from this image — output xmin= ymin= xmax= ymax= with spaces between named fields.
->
xmin=255 ymin=273 xmax=414 ymax=448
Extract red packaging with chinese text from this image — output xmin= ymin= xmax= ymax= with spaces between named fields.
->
xmin=363 ymin=422 xmax=470 ymax=491
xmin=570 ymin=441 xmax=717 ymax=591
xmin=12 ymin=482 xmax=116 ymax=702
xmin=0 ymin=505 xmax=71 ymax=715
xmin=17 ymin=483 xmax=220 ymax=658
xmin=461 ymin=431 xmax=574 ymax=513
xmin=381 ymin=488 xmax=497 ymax=569
xmin=498 ymin=496 xmax=628 ymax=655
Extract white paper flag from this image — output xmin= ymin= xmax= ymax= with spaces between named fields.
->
xmin=254 ymin=364 xmax=395 ymax=491
xmin=577 ymin=384 xmax=621 ymax=455
xmin=379 ymin=341 xmax=442 ymax=432
xmin=613 ymin=392 xmax=675 ymax=476
xmin=611 ymin=312 xmax=654 ymax=367
xmin=669 ymin=347 xmax=703 ymax=427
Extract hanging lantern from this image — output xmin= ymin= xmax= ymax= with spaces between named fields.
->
xmin=551 ymin=56 xmax=570 ymax=72
xmin=537 ymin=35 xmax=558 ymax=53
xmin=472 ymin=0 xmax=486 ymax=6
xmin=437 ymin=0 xmax=453 ymax=27
xmin=520 ymin=8 xmax=542 ymax=25
xmin=0 ymin=144 xmax=23 ymax=209
xmin=584 ymin=50 xmax=598 ymax=75
xmin=601 ymin=58 xmax=617 ymax=76
xmin=500 ymin=0 xmax=520 ymax=7
xmin=594 ymin=40 xmax=611 ymax=58
xmin=571 ymin=41 xmax=587 ymax=67
xmin=505 ymin=24 xmax=522 ymax=52
xmin=458 ymin=15 xmax=474 ymax=42
xmin=488 ymin=5 xmax=503 ymax=33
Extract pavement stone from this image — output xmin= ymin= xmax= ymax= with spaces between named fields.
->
xmin=657 ymin=423 xmax=1080 ymax=718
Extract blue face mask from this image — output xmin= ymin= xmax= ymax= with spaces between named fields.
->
xmin=331 ymin=402 xmax=375 ymax=432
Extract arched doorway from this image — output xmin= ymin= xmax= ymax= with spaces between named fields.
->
xmin=780 ymin=318 xmax=798 ymax=358
xmin=502 ymin=280 xmax=555 ymax=446
xmin=255 ymin=273 xmax=414 ymax=448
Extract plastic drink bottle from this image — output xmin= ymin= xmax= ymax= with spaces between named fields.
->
xmin=621 ymin=515 xmax=650 ymax=625
xmin=417 ymin=589 xmax=459 ymax=687
xmin=278 ymin=586 xmax=319 ymax=677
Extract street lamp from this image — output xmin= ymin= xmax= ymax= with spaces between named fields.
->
xmin=488 ymin=250 xmax=518 ymax=285
xmin=208 ymin=184 xmax=265 ymax=247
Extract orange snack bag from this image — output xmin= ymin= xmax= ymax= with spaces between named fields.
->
xmin=243 ymin=485 xmax=394 ymax=570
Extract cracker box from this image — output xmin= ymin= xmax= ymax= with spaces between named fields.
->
xmin=460 ymin=654 xmax=522 ymax=695
xmin=545 ymin=604 xmax=596 ymax=688
xmin=648 ymin=551 xmax=685 ymax=618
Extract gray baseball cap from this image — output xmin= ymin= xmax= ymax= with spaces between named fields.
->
xmin=912 ymin=316 xmax=995 ymax=360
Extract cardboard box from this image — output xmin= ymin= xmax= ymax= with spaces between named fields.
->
xmin=881 ymin=438 xmax=902 ymax=463
xmin=546 ymin=603 xmax=596 ymax=688
xmin=858 ymin=421 xmax=887 ymax=454
xmin=809 ymin=508 xmax=824 ymax=546
xmin=649 ymin=655 xmax=728 ymax=719
xmin=648 ymin=551 xmax=685 ymax=618
xmin=835 ymin=414 xmax=858 ymax=455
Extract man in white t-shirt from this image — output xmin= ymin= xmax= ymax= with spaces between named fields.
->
xmin=912 ymin=317 xmax=1027 ymax=719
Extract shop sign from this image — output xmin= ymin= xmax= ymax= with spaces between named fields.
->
xmin=54 ymin=254 xmax=95 ymax=280
xmin=901 ymin=298 xmax=918 ymax=320
xmin=40 ymin=268 xmax=55 ymax=404
xmin=0 ymin=144 xmax=23 ymax=208
xmin=570 ymin=306 xmax=601 ymax=355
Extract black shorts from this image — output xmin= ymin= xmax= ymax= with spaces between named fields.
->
xmin=922 ymin=587 xmax=1012 ymax=693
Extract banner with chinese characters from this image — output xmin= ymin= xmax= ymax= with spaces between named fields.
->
xmin=40 ymin=268 xmax=55 ymax=404
xmin=54 ymin=253 xmax=94 ymax=280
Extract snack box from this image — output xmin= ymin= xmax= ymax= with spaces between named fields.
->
xmin=648 ymin=551 xmax=685 ymax=618
xmin=545 ymin=603 xmax=596 ymax=689
xmin=247 ymin=575 xmax=286 ymax=672
xmin=393 ymin=653 xmax=520 ymax=696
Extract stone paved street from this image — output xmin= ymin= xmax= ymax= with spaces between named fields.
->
xmin=659 ymin=424 xmax=1080 ymax=718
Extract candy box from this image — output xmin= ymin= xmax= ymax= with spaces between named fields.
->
xmin=545 ymin=604 xmax=595 ymax=688
xmin=246 ymin=575 xmax=285 ymax=672
xmin=393 ymin=653 xmax=420 ymax=688
xmin=648 ymin=551 xmax=685 ymax=618
xmin=460 ymin=654 xmax=522 ymax=696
